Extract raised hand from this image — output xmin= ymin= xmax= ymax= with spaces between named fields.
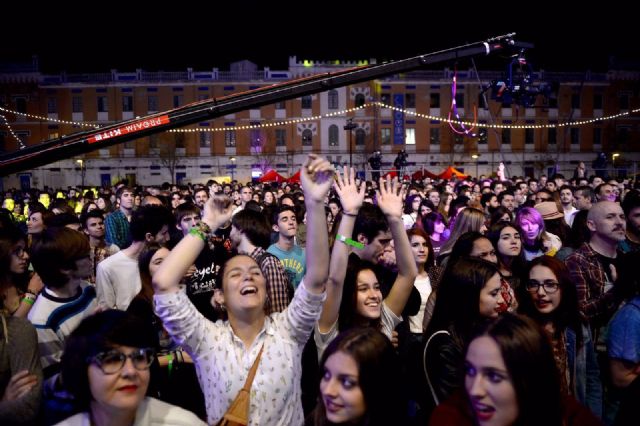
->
xmin=202 ymin=193 xmax=235 ymax=229
xmin=1 ymin=370 xmax=37 ymax=402
xmin=376 ymin=176 xmax=403 ymax=219
xmin=333 ymin=165 xmax=365 ymax=215
xmin=301 ymin=154 xmax=334 ymax=203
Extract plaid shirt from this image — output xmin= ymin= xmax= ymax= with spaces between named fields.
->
xmin=565 ymin=242 xmax=620 ymax=328
xmin=105 ymin=209 xmax=131 ymax=249
xmin=249 ymin=246 xmax=290 ymax=314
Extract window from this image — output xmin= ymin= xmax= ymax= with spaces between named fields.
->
xmin=329 ymin=125 xmax=339 ymax=146
xmin=97 ymin=96 xmax=108 ymax=112
xmin=355 ymin=94 xmax=365 ymax=108
xmin=276 ymin=129 xmax=286 ymax=146
xmin=548 ymin=128 xmax=557 ymax=145
xmin=525 ymin=128 xmax=534 ymax=145
xmin=302 ymin=129 xmax=312 ymax=146
xmin=175 ymin=133 xmax=185 ymax=149
xmin=455 ymin=92 xmax=464 ymax=109
xmin=616 ymin=126 xmax=631 ymax=144
xmin=478 ymin=130 xmax=487 ymax=145
xmin=405 ymin=128 xmax=415 ymax=145
xmin=124 ymin=139 xmax=135 ymax=149
xmin=328 ymin=90 xmax=339 ymax=109
xmin=570 ymin=128 xmax=580 ymax=145
xmin=405 ymin=93 xmax=416 ymax=108
xmin=619 ymin=92 xmax=630 ymax=110
xmin=14 ymin=98 xmax=27 ymax=113
xmin=501 ymin=128 xmax=511 ymax=145
xmin=430 ymin=93 xmax=440 ymax=108
xmin=72 ymin=96 xmax=83 ymax=113
xmin=301 ymin=96 xmax=312 ymax=109
xmin=430 ymin=128 xmax=440 ymax=145
xmin=593 ymin=128 xmax=602 ymax=145
xmin=173 ymin=95 xmax=183 ymax=108
xmin=250 ymin=127 xmax=262 ymax=152
xmin=225 ymin=130 xmax=236 ymax=147
xmin=149 ymin=134 xmax=159 ymax=149
xmin=571 ymin=94 xmax=581 ymax=109
xmin=47 ymin=97 xmax=57 ymax=113
xmin=381 ymin=128 xmax=391 ymax=145
xmin=380 ymin=93 xmax=390 ymax=105
xmin=355 ymin=128 xmax=366 ymax=146
xmin=593 ymin=93 xmax=603 ymax=110
xmin=122 ymin=96 xmax=133 ymax=112
xmin=199 ymin=132 xmax=211 ymax=148
xmin=547 ymin=97 xmax=558 ymax=109
xmin=477 ymin=92 xmax=487 ymax=108
xmin=275 ymin=100 xmax=286 ymax=109
xmin=148 ymin=96 xmax=158 ymax=112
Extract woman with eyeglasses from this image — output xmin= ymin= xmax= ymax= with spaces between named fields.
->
xmin=56 ymin=309 xmax=205 ymax=426
xmin=0 ymin=226 xmax=44 ymax=319
xmin=517 ymin=256 xmax=602 ymax=418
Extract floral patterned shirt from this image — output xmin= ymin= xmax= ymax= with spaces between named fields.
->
xmin=154 ymin=281 xmax=325 ymax=426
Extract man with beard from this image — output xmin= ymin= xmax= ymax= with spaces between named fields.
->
xmin=559 ymin=185 xmax=579 ymax=227
xmin=565 ymin=201 xmax=628 ymax=341
xmin=620 ymin=190 xmax=640 ymax=253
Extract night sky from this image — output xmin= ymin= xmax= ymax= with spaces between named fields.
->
xmin=2 ymin=2 xmax=637 ymax=74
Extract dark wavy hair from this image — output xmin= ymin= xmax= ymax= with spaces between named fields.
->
xmin=426 ymin=257 xmax=501 ymax=347
xmin=338 ymin=259 xmax=384 ymax=332
xmin=314 ymin=327 xmax=403 ymax=426
xmin=486 ymin=222 xmax=526 ymax=275
xmin=61 ymin=310 xmax=157 ymax=409
xmin=517 ymin=256 xmax=584 ymax=347
xmin=466 ymin=314 xmax=563 ymax=426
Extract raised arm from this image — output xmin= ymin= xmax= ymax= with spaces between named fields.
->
xmin=318 ymin=165 xmax=365 ymax=332
xmin=300 ymin=154 xmax=334 ymax=294
xmin=377 ymin=176 xmax=418 ymax=317
xmin=153 ymin=195 xmax=234 ymax=294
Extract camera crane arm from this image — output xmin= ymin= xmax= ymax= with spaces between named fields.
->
xmin=0 ymin=33 xmax=527 ymax=176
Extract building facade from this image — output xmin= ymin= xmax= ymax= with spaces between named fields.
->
xmin=1 ymin=56 xmax=638 ymax=188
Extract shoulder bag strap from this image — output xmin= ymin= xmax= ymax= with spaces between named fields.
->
xmin=242 ymin=344 xmax=264 ymax=391
xmin=423 ymin=330 xmax=450 ymax=406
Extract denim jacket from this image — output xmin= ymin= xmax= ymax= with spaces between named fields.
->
xmin=566 ymin=323 xmax=603 ymax=418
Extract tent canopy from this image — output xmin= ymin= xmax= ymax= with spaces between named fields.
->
xmin=259 ymin=169 xmax=287 ymax=183
xmin=438 ymin=166 xmax=468 ymax=180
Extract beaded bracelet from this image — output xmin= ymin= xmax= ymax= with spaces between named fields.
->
xmin=189 ymin=221 xmax=213 ymax=242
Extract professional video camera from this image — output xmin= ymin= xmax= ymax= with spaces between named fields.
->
xmin=487 ymin=50 xmax=556 ymax=107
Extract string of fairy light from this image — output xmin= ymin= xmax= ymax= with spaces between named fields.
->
xmin=0 ymin=113 xmax=26 ymax=148
xmin=1 ymin=102 xmax=639 ymax=135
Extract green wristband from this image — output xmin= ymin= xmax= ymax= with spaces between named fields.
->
xmin=335 ymin=234 xmax=364 ymax=249
xmin=188 ymin=227 xmax=207 ymax=242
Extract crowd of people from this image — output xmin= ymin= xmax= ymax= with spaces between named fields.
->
xmin=1 ymin=154 xmax=640 ymax=426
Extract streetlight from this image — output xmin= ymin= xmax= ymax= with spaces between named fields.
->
xmin=612 ymin=153 xmax=620 ymax=178
xmin=344 ymin=118 xmax=357 ymax=167
xmin=471 ymin=154 xmax=480 ymax=178
xmin=230 ymin=157 xmax=236 ymax=181
xmin=76 ymin=159 xmax=85 ymax=189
